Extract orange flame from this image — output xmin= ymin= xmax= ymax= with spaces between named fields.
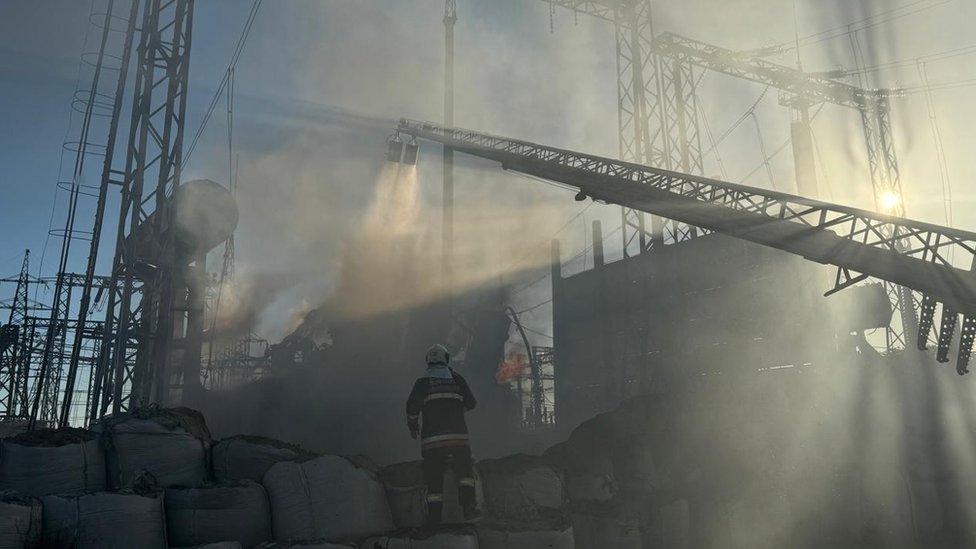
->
xmin=495 ymin=348 xmax=529 ymax=384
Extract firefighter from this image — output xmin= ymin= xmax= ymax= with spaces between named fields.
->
xmin=406 ymin=344 xmax=480 ymax=524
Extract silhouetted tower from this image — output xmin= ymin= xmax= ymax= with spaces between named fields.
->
xmin=30 ymin=0 xmax=140 ymax=429
xmin=91 ymin=0 xmax=196 ymax=420
xmin=443 ymin=0 xmax=457 ymax=310
xmin=1 ymin=250 xmax=31 ymax=417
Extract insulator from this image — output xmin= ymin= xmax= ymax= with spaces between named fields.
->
xmin=957 ymin=316 xmax=976 ymax=375
xmin=937 ymin=305 xmax=957 ymax=363
xmin=917 ymin=295 xmax=937 ymax=350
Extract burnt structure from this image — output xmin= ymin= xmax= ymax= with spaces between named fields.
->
xmin=551 ymin=225 xmax=889 ymax=431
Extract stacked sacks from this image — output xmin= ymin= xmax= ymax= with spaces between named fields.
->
xmin=41 ymin=490 xmax=167 ymax=548
xmin=0 ymin=490 xmax=41 ymax=549
xmin=477 ymin=454 xmax=564 ymax=519
xmin=165 ymin=480 xmax=272 ymax=548
xmin=377 ymin=460 xmax=428 ymax=529
xmin=477 ymin=518 xmax=573 ymax=549
xmin=213 ymin=435 xmax=317 ymax=483
xmin=0 ymin=427 xmax=106 ymax=496
xmin=569 ymin=500 xmax=644 ymax=549
xmin=170 ymin=541 xmax=242 ymax=549
xmin=545 ymin=396 xmax=699 ymax=548
xmin=262 ymin=455 xmax=395 ymax=541
xmin=255 ymin=542 xmax=355 ymax=548
xmin=94 ymin=406 xmax=211 ymax=489
xmin=474 ymin=454 xmax=571 ymax=549
xmin=361 ymin=525 xmax=479 ymax=549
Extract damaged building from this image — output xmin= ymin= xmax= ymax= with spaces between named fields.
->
xmin=4 ymin=0 xmax=976 ymax=547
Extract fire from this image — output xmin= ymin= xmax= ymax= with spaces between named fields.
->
xmin=495 ymin=348 xmax=529 ymax=384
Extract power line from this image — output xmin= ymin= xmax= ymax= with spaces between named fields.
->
xmin=516 ymin=298 xmax=553 ymax=315
xmin=703 ymin=86 xmax=770 ymax=158
xmin=739 ymin=104 xmax=826 ymax=185
xmin=839 ymin=43 xmax=976 ymax=78
xmin=750 ymin=112 xmax=778 ymax=190
xmin=521 ymin=325 xmax=553 ymax=340
xmin=766 ymin=0 xmax=952 ymax=55
xmin=917 ymin=60 xmax=954 ymax=232
xmin=182 ymin=0 xmax=262 ymax=169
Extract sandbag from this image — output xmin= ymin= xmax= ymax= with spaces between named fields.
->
xmin=166 ymin=480 xmax=272 ymax=548
xmin=361 ymin=525 xmax=479 ymax=549
xmin=174 ymin=543 xmax=244 ymax=549
xmin=213 ymin=435 xmax=316 ymax=484
xmin=256 ymin=542 xmax=356 ymax=548
xmin=378 ymin=461 xmax=426 ymax=529
xmin=476 ymin=455 xmax=563 ymax=521
xmin=476 ymin=522 xmax=573 ymax=549
xmin=95 ymin=407 xmax=210 ymax=489
xmin=263 ymin=455 xmax=394 ymax=541
xmin=0 ymin=490 xmax=41 ymax=549
xmin=0 ymin=428 xmax=106 ymax=496
xmin=41 ymin=491 xmax=167 ymax=548
xmin=570 ymin=507 xmax=643 ymax=549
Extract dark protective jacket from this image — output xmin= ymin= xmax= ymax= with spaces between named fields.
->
xmin=406 ymin=368 xmax=476 ymax=452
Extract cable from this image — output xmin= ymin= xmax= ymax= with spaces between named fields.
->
xmin=35 ymin=0 xmax=102 ymax=291
xmin=703 ymin=86 xmax=770 ymax=158
xmin=516 ymin=298 xmax=553 ymax=315
xmin=917 ymin=60 xmax=954 ymax=233
xmin=699 ymin=103 xmax=729 ymax=180
xmin=522 ymin=325 xmax=553 ymax=340
xmin=750 ymin=112 xmax=778 ymax=190
xmin=767 ymin=0 xmax=952 ymax=55
xmin=809 ymin=126 xmax=835 ymax=201
xmin=841 ymin=43 xmax=976 ymax=78
xmin=511 ymin=216 xmax=621 ymax=296
xmin=739 ymin=104 xmax=826 ymax=185
xmin=182 ymin=0 xmax=262 ymax=169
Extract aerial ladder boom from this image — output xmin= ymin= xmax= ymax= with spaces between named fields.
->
xmin=396 ymin=118 xmax=976 ymax=372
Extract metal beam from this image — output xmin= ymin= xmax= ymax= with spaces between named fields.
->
xmin=94 ymin=0 xmax=195 ymax=420
xmin=397 ymin=120 xmax=976 ymax=322
xmin=650 ymin=32 xmax=902 ymax=109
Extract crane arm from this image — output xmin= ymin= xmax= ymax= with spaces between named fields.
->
xmin=396 ymin=118 xmax=976 ymax=320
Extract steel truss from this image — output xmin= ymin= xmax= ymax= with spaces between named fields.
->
xmin=29 ymin=0 xmax=140 ymax=428
xmin=544 ymin=0 xmax=704 ymax=255
xmin=397 ymin=119 xmax=976 ymax=371
xmin=0 ymin=251 xmax=32 ymax=418
xmin=92 ymin=0 xmax=195 ymax=421
xmin=650 ymin=31 xmax=918 ymax=351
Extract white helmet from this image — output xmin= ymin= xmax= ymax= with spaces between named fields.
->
xmin=426 ymin=344 xmax=450 ymax=366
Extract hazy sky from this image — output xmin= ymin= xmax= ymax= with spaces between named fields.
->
xmin=2 ymin=0 xmax=975 ymax=341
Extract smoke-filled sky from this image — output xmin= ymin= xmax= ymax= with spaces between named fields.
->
xmin=2 ymin=0 xmax=976 ymax=342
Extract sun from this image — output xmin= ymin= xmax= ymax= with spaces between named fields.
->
xmin=879 ymin=190 xmax=902 ymax=213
